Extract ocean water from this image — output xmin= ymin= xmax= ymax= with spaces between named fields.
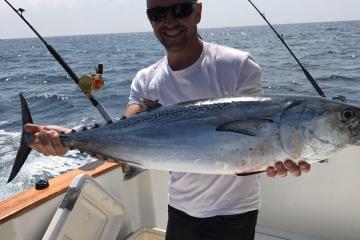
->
xmin=0 ymin=20 xmax=359 ymax=200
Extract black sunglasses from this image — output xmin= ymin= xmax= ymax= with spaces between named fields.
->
xmin=147 ymin=1 xmax=197 ymax=22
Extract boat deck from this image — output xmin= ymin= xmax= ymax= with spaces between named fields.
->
xmin=256 ymin=232 xmax=287 ymax=240
xmin=255 ymin=231 xmax=316 ymax=240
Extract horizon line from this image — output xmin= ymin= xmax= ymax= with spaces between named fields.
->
xmin=1 ymin=19 xmax=359 ymax=40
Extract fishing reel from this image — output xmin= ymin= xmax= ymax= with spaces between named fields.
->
xmin=79 ymin=64 xmax=105 ymax=97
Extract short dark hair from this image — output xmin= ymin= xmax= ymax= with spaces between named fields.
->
xmin=147 ymin=0 xmax=198 ymax=8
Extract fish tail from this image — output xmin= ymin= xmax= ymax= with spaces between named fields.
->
xmin=7 ymin=94 xmax=33 ymax=183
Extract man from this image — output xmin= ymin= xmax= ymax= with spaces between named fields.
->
xmin=26 ymin=1 xmax=310 ymax=239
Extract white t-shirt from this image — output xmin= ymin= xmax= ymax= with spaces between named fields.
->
xmin=129 ymin=41 xmax=263 ymax=218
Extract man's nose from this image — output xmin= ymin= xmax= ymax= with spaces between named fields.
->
xmin=163 ymin=11 xmax=178 ymax=27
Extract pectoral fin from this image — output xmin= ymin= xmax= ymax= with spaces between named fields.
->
xmin=216 ymin=119 xmax=273 ymax=136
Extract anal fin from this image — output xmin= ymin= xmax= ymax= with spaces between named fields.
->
xmin=122 ymin=164 xmax=147 ymax=181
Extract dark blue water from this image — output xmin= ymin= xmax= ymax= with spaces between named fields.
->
xmin=1 ymin=21 xmax=359 ymax=200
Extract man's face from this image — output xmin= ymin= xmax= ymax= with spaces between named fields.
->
xmin=146 ymin=0 xmax=202 ymax=52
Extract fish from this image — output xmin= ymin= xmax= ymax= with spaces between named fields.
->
xmin=7 ymin=93 xmax=360 ymax=182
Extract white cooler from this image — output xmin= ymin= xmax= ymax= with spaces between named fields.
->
xmin=42 ymin=174 xmax=125 ymax=240
xmin=42 ymin=174 xmax=166 ymax=240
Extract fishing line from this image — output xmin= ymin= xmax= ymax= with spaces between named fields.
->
xmin=3 ymin=0 xmax=113 ymax=123
xmin=248 ymin=0 xmax=326 ymax=98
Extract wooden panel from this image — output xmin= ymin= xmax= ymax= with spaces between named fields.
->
xmin=0 ymin=161 xmax=121 ymax=224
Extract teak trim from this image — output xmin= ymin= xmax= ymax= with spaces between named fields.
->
xmin=0 ymin=161 xmax=121 ymax=224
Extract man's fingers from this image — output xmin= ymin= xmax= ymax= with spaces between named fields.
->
xmin=266 ymin=166 xmax=276 ymax=177
xmin=52 ymin=133 xmax=68 ymax=156
xmin=29 ymin=130 xmax=66 ymax=156
xmin=267 ymin=162 xmax=288 ymax=178
xmin=285 ymin=159 xmax=301 ymax=177
xmin=43 ymin=125 xmax=72 ymax=134
xmin=299 ymin=161 xmax=311 ymax=173
xmin=24 ymin=123 xmax=44 ymax=134
xmin=267 ymin=160 xmax=311 ymax=178
xmin=274 ymin=161 xmax=287 ymax=177
xmin=38 ymin=131 xmax=57 ymax=156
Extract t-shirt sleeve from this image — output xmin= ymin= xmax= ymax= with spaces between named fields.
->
xmin=128 ymin=71 xmax=145 ymax=106
xmin=234 ymin=54 xmax=264 ymax=95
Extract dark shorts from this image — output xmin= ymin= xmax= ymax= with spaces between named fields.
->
xmin=165 ymin=205 xmax=258 ymax=240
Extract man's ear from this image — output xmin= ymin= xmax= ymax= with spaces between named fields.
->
xmin=195 ymin=3 xmax=202 ymax=24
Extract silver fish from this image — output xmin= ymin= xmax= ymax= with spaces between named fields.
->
xmin=8 ymin=94 xmax=360 ymax=182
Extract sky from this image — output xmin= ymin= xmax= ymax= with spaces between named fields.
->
xmin=0 ymin=0 xmax=359 ymax=39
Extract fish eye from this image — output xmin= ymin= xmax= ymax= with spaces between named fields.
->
xmin=342 ymin=109 xmax=355 ymax=121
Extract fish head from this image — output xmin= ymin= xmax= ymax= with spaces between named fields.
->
xmin=301 ymin=100 xmax=360 ymax=155
xmin=280 ymin=98 xmax=360 ymax=160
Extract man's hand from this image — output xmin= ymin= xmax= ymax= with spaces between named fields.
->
xmin=266 ymin=159 xmax=311 ymax=177
xmin=24 ymin=124 xmax=71 ymax=156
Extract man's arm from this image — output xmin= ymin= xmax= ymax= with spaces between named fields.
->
xmin=125 ymin=103 xmax=147 ymax=118
xmin=26 ymin=103 xmax=145 ymax=156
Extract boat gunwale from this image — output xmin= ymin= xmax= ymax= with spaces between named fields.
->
xmin=0 ymin=161 xmax=121 ymax=224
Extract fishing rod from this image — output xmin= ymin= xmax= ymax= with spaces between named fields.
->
xmin=248 ymin=0 xmax=326 ymax=98
xmin=3 ymin=0 xmax=113 ymax=123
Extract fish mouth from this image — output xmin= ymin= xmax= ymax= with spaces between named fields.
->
xmin=349 ymin=123 xmax=360 ymax=136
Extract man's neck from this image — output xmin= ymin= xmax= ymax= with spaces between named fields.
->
xmin=167 ymin=37 xmax=203 ymax=71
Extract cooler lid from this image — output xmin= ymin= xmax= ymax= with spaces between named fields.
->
xmin=42 ymin=173 xmax=125 ymax=240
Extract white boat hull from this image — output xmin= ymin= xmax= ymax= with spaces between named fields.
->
xmin=1 ymin=146 xmax=359 ymax=240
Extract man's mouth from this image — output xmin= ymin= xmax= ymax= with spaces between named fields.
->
xmin=162 ymin=28 xmax=184 ymax=38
